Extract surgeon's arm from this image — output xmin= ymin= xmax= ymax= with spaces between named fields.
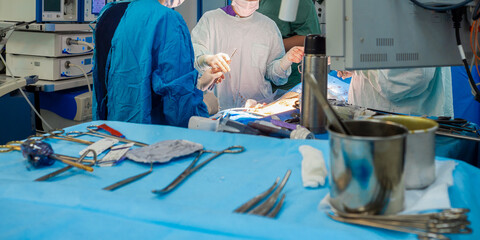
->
xmin=151 ymin=11 xmax=209 ymax=127
xmin=283 ymin=0 xmax=321 ymax=51
xmin=266 ymin=29 xmax=292 ymax=85
xmin=191 ymin=15 xmax=214 ymax=73
xmin=283 ymin=35 xmax=306 ymax=51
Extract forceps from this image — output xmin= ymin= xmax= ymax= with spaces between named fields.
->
xmin=29 ymin=129 xmax=94 ymax=145
xmin=152 ymin=146 xmax=245 ymax=194
xmin=65 ymin=125 xmax=148 ymax=147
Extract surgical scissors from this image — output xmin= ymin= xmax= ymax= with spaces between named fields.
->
xmin=35 ymin=149 xmax=98 ymax=181
xmin=65 ymin=125 xmax=148 ymax=147
xmin=152 ymin=146 xmax=245 ymax=194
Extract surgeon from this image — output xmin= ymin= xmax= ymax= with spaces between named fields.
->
xmin=191 ymin=0 xmax=305 ymax=110
xmin=257 ymin=0 xmax=321 ymax=92
xmin=342 ymin=68 xmax=453 ymax=117
xmin=92 ymin=0 xmax=222 ymax=127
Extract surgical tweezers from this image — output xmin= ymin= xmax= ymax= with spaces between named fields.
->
xmin=234 ymin=170 xmax=291 ymax=218
xmin=152 ymin=146 xmax=245 ymax=194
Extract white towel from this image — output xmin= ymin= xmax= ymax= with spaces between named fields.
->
xmin=318 ymin=160 xmax=458 ymax=214
xmin=300 ymin=145 xmax=327 ymax=188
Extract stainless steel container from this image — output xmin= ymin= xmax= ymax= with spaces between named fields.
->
xmin=301 ymin=35 xmax=327 ymax=134
xmin=374 ymin=115 xmax=439 ymax=189
xmin=328 ymin=120 xmax=408 ymax=215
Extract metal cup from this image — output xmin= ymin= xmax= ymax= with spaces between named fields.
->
xmin=374 ymin=115 xmax=438 ymax=189
xmin=328 ymin=120 xmax=408 ymax=215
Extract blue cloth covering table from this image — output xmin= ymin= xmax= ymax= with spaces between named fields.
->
xmin=0 ymin=121 xmax=478 ymax=239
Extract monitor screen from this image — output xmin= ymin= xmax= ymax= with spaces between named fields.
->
xmin=44 ymin=0 xmax=61 ymax=12
xmin=92 ymin=0 xmax=107 ymax=15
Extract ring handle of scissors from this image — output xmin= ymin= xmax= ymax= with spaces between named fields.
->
xmin=27 ymin=134 xmax=47 ymax=141
xmin=65 ymin=131 xmax=84 ymax=137
xmin=0 ymin=141 xmax=24 ymax=153
xmin=48 ymin=129 xmax=66 ymax=136
xmin=86 ymin=125 xmax=100 ymax=131
xmin=222 ymin=146 xmax=245 ymax=153
xmin=0 ymin=145 xmax=14 ymax=153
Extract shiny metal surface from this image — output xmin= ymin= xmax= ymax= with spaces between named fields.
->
xmin=374 ymin=115 xmax=438 ymax=189
xmin=327 ymin=208 xmax=472 ymax=239
xmin=301 ymin=54 xmax=328 ymax=134
xmin=234 ymin=170 xmax=291 ymax=218
xmin=304 ymin=73 xmax=352 ymax=135
xmin=328 ymin=120 xmax=408 ymax=215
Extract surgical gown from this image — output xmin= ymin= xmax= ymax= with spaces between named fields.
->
xmin=191 ymin=9 xmax=291 ymax=110
xmin=92 ymin=0 xmax=208 ymax=127
xmin=348 ymin=68 xmax=453 ymax=117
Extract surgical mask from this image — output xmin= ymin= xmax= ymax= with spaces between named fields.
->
xmin=232 ymin=0 xmax=259 ymax=17
xmin=163 ymin=0 xmax=185 ymax=8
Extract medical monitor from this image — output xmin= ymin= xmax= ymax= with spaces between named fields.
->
xmin=44 ymin=0 xmax=62 ymax=12
xmin=324 ymin=0 xmax=477 ymax=70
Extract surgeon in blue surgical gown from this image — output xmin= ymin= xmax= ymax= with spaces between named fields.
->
xmin=92 ymin=0 xmax=222 ymax=127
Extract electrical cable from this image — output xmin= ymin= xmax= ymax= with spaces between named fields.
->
xmin=67 ymin=62 xmax=92 ymax=94
xmin=66 ymin=38 xmax=94 ymax=51
xmin=0 ymin=54 xmax=53 ymax=131
xmin=452 ymin=8 xmax=480 ymax=102
xmin=473 ymin=0 xmax=480 ymax=20
xmin=409 ymin=0 xmax=473 ymax=12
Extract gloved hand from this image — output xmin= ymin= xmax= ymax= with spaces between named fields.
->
xmin=198 ymin=53 xmax=231 ymax=72
xmin=203 ymin=91 xmax=219 ymax=115
xmin=280 ymin=46 xmax=305 ymax=71
xmin=197 ymin=68 xmax=224 ymax=91
xmin=337 ymin=71 xmax=353 ymax=79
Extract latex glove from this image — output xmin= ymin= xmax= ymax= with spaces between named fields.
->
xmin=203 ymin=91 xmax=219 ymax=115
xmin=198 ymin=53 xmax=231 ymax=73
xmin=280 ymin=46 xmax=305 ymax=71
xmin=198 ymin=68 xmax=224 ymax=91
xmin=244 ymin=99 xmax=258 ymax=108
xmin=337 ymin=70 xmax=353 ymax=79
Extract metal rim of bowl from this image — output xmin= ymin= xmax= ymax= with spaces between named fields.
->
xmin=327 ymin=119 xmax=409 ymax=141
xmin=372 ymin=115 xmax=439 ymax=134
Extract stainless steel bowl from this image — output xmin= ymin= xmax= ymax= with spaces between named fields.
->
xmin=328 ymin=120 xmax=408 ymax=215
xmin=374 ymin=115 xmax=438 ymax=189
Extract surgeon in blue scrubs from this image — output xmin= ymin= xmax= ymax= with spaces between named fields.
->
xmin=93 ymin=0 xmax=222 ymax=127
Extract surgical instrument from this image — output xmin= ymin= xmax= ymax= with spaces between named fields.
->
xmin=305 ymin=73 xmax=352 ymax=135
xmin=29 ymin=129 xmax=94 ymax=145
xmin=152 ymin=146 xmax=245 ymax=194
xmin=65 ymin=125 xmax=148 ymax=147
xmin=234 ymin=170 xmax=291 ymax=218
xmin=208 ymin=48 xmax=238 ymax=91
xmin=103 ymin=162 xmax=153 ymax=191
xmin=436 ymin=131 xmax=480 ymax=142
xmin=19 ymin=140 xmax=94 ymax=172
xmin=35 ymin=149 xmax=98 ymax=181
xmin=1 ymin=140 xmax=93 ymax=172
xmin=327 ymin=208 xmax=472 ymax=239
xmin=104 ymin=140 xmax=203 ymax=191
